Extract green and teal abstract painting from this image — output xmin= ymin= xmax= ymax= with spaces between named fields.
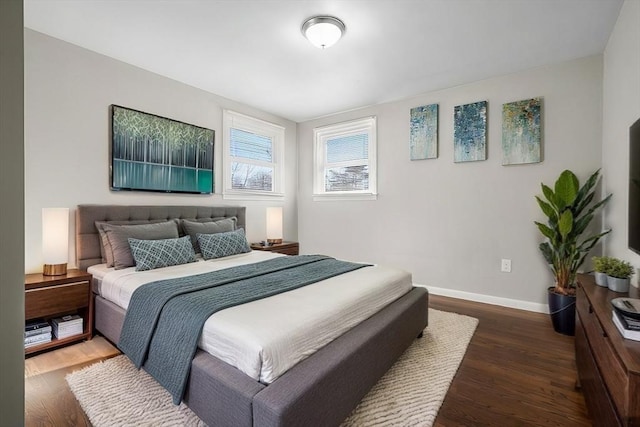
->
xmin=410 ymin=104 xmax=438 ymax=160
xmin=502 ymin=97 xmax=542 ymax=165
xmin=111 ymin=105 xmax=214 ymax=194
xmin=454 ymin=101 xmax=487 ymax=162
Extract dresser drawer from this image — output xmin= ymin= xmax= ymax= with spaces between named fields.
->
xmin=576 ymin=287 xmax=628 ymax=421
xmin=576 ymin=315 xmax=621 ymax=426
xmin=25 ymin=280 xmax=90 ymax=320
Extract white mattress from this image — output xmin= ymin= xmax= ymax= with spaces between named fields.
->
xmin=89 ymin=251 xmax=412 ymax=383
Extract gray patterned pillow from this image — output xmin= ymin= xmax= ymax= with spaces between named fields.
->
xmin=101 ymin=221 xmax=180 ymax=269
xmin=197 ymin=229 xmax=251 ymax=260
xmin=95 ymin=219 xmax=171 ymax=267
xmin=181 ymin=217 xmax=236 ymax=253
xmin=128 ymin=236 xmax=196 ymax=271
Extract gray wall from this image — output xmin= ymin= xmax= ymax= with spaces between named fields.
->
xmin=24 ymin=30 xmax=298 ymax=274
xmin=602 ymin=0 xmax=640 ymax=286
xmin=0 ymin=0 xmax=25 ymax=424
xmin=297 ymin=55 xmax=604 ymax=310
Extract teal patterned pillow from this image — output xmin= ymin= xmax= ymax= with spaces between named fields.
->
xmin=128 ymin=236 xmax=196 ymax=271
xmin=197 ymin=229 xmax=251 ymax=260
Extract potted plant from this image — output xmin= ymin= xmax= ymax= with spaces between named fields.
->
xmin=592 ymin=256 xmax=612 ymax=287
xmin=535 ymin=169 xmax=611 ymax=335
xmin=606 ymin=258 xmax=634 ymax=293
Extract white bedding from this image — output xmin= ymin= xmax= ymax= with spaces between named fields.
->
xmin=89 ymin=251 xmax=412 ymax=383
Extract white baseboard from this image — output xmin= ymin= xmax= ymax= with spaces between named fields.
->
xmin=414 ymin=283 xmax=549 ymax=314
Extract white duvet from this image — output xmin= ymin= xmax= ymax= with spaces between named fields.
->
xmin=89 ymin=251 xmax=412 ymax=383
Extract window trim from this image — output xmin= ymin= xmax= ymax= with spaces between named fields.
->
xmin=223 ymin=110 xmax=285 ymax=200
xmin=313 ymin=116 xmax=377 ymax=201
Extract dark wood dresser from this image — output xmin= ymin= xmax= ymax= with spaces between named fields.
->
xmin=576 ymin=273 xmax=640 ymax=426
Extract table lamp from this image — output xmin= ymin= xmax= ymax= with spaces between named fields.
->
xmin=42 ymin=207 xmax=69 ymax=276
xmin=266 ymin=207 xmax=283 ymax=244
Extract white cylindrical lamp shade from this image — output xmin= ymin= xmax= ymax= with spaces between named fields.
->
xmin=266 ymin=207 xmax=283 ymax=244
xmin=42 ymin=207 xmax=69 ymax=275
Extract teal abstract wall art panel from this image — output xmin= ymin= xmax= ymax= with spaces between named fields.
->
xmin=454 ymin=101 xmax=487 ymax=162
xmin=502 ymin=97 xmax=542 ymax=165
xmin=111 ymin=105 xmax=215 ymax=194
xmin=410 ymin=104 xmax=438 ymax=160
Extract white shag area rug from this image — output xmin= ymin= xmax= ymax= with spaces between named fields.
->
xmin=66 ymin=309 xmax=478 ymax=427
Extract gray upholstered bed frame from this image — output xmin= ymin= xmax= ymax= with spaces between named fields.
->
xmin=76 ymin=204 xmax=429 ymax=427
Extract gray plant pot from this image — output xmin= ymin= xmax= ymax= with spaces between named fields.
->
xmin=607 ymin=276 xmax=630 ymax=293
xmin=594 ymin=272 xmax=608 ymax=287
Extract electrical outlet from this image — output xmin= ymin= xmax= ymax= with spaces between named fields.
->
xmin=501 ymin=259 xmax=512 ymax=273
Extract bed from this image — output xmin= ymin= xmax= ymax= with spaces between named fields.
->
xmin=76 ymin=204 xmax=428 ymax=427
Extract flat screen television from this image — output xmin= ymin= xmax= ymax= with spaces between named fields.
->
xmin=630 ymin=117 xmax=640 ymax=254
xmin=110 ymin=105 xmax=215 ymax=194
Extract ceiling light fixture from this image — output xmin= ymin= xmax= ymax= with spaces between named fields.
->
xmin=301 ymin=16 xmax=346 ymax=49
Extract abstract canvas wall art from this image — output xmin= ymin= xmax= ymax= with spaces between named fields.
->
xmin=502 ymin=97 xmax=542 ymax=165
xmin=454 ymin=101 xmax=487 ymax=162
xmin=111 ymin=105 xmax=215 ymax=194
xmin=410 ymin=104 xmax=438 ymax=160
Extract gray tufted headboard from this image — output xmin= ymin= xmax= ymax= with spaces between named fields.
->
xmin=75 ymin=204 xmax=246 ymax=270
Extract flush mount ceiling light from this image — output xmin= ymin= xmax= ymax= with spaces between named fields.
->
xmin=301 ymin=16 xmax=346 ymax=49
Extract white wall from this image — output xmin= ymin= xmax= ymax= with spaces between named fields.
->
xmin=602 ymin=0 xmax=640 ymax=287
xmin=24 ymin=30 xmax=298 ymax=274
xmin=298 ymin=56 xmax=604 ymax=309
xmin=0 ymin=0 xmax=25 ymax=424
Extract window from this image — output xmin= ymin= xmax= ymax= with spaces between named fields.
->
xmin=223 ymin=110 xmax=284 ymax=200
xmin=313 ymin=117 xmax=377 ymax=200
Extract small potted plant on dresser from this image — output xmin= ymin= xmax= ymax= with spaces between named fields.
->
xmin=591 ymin=256 xmax=612 ymax=287
xmin=606 ymin=258 xmax=635 ymax=293
xmin=534 ymin=169 xmax=611 ymax=336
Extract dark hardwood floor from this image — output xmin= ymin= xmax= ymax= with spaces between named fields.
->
xmin=25 ymin=337 xmax=118 ymax=427
xmin=431 ymin=296 xmax=590 ymax=426
xmin=24 ymin=295 xmax=591 ymax=426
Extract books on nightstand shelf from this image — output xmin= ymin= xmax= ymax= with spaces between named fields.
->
xmin=24 ymin=320 xmax=52 ymax=348
xmin=52 ymin=314 xmax=83 ymax=339
xmin=612 ymin=310 xmax=640 ymax=341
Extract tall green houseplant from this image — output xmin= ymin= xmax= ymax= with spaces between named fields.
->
xmin=535 ymin=169 xmax=611 ymax=295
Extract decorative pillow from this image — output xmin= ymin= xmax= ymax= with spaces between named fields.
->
xmin=197 ymin=228 xmax=251 ymax=260
xmin=101 ymin=221 xmax=180 ymax=269
xmin=181 ymin=217 xmax=236 ymax=253
xmin=95 ymin=219 xmax=172 ymax=267
xmin=177 ymin=216 xmax=234 ymax=235
xmin=128 ymin=236 xmax=196 ymax=271
xmin=95 ymin=222 xmax=111 ymax=265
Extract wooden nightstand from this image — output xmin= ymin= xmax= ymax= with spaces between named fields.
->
xmin=250 ymin=241 xmax=299 ymax=256
xmin=24 ymin=269 xmax=93 ymax=355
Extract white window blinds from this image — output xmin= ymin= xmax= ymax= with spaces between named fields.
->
xmin=230 ymin=128 xmax=274 ymax=191
xmin=223 ymin=111 xmax=284 ymax=199
xmin=325 ymin=134 xmax=369 ymax=192
xmin=313 ymin=117 xmax=377 ymax=200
